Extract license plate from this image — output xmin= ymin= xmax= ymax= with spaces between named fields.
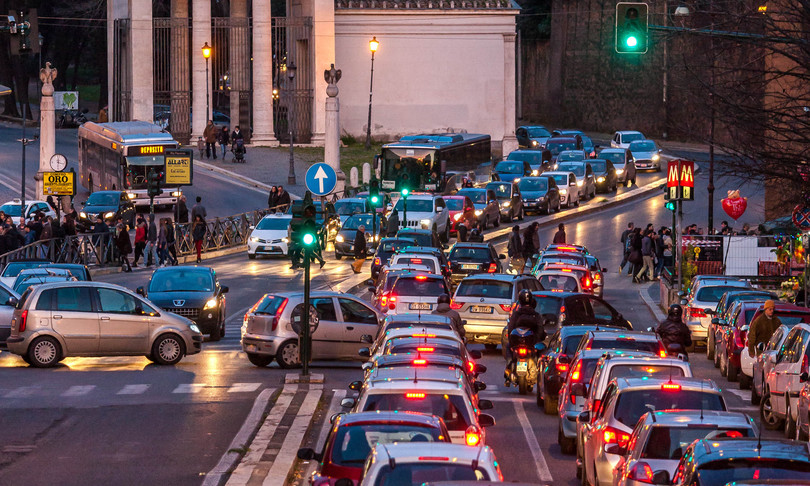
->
xmin=461 ymin=264 xmax=478 ymax=270
xmin=245 ymin=344 xmax=257 ymax=352
xmin=409 ymin=303 xmax=431 ymax=310
xmin=516 ymin=361 xmax=528 ymax=373
xmin=470 ymin=305 xmax=493 ymax=314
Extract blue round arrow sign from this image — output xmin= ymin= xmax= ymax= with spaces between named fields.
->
xmin=305 ymin=163 xmax=337 ymax=196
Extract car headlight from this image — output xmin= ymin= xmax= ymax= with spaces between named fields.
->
xmin=616 ymin=169 xmax=624 ymax=175
xmin=104 ymin=211 xmax=115 ymax=219
xmin=501 ymin=201 xmax=510 ymax=208
xmin=171 ymin=191 xmax=182 ymax=197
xmin=513 ymin=178 xmax=521 ymax=183
xmin=420 ymin=219 xmax=431 ymax=228
xmin=597 ymin=177 xmax=605 ymax=183
xmin=560 ymin=189 xmax=567 ymax=195
xmin=80 ymin=211 xmax=87 ymax=218
xmin=474 ymin=210 xmax=483 ymax=216
xmin=204 ymin=298 xmax=218 ymax=310
xmin=531 ymin=140 xmax=538 ymax=146
xmin=531 ymin=170 xmax=539 ymax=176
xmin=282 ymin=237 xmax=289 ymax=243
xmin=336 ymin=235 xmax=345 ymax=243
xmin=126 ymin=193 xmax=137 ymax=199
xmin=453 ymin=213 xmax=462 ymax=221
xmin=553 ymin=164 xmax=558 ymax=170
xmin=652 ymin=154 xmax=660 ymax=161
xmin=576 ymin=180 xmax=583 ymax=187
xmin=250 ymin=236 xmax=260 ymax=242
xmin=189 ymin=323 xmax=201 ymax=333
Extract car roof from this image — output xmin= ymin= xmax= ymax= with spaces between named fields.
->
xmin=398 ymin=228 xmax=432 ymax=234
xmin=547 ymin=137 xmax=576 ymax=143
xmin=614 ymin=377 xmax=720 ymax=392
xmin=690 ymin=438 xmax=810 ymax=463
xmin=450 ymin=242 xmax=492 ymax=249
xmin=366 ymin=366 xmax=467 ymax=388
xmin=371 ymin=442 xmax=493 ymax=463
xmin=639 ymin=409 xmax=752 ymax=426
xmin=617 ymin=130 xmax=644 ymax=135
xmin=335 ymin=197 xmax=366 ymax=203
xmin=587 ymin=330 xmax=658 ymax=340
xmin=458 ymin=273 xmax=525 ymax=283
xmin=599 ymin=147 xmax=626 ymax=152
xmin=384 ymin=313 xmax=451 ymax=324
xmin=89 ymin=190 xmax=123 ymax=196
xmin=25 ymin=280 xmax=123 ymax=294
xmin=542 ymin=171 xmax=577 ymax=176
xmin=630 ymin=139 xmax=656 ymax=144
xmin=383 ymin=327 xmax=460 ymax=340
xmin=598 ymin=354 xmax=688 ymax=367
xmin=532 ymin=290 xmax=577 ymax=298
xmin=372 ymin=354 xmax=464 ymax=368
xmin=336 ymin=410 xmax=445 ymax=428
xmin=393 ymin=272 xmax=444 ymax=281
xmin=399 ymin=246 xmax=443 ymax=254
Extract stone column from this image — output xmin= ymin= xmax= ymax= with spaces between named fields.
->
xmin=36 ymin=63 xmax=57 ymax=201
xmin=130 ymin=0 xmax=154 ymax=121
xmin=230 ymin=0 xmax=249 ymax=131
xmin=170 ymin=0 xmax=190 ymax=143
xmin=324 ymin=64 xmax=345 ymax=194
xmin=251 ymin=0 xmax=278 ymax=145
xmin=310 ymin=0 xmax=335 ymax=144
xmin=501 ymin=32 xmax=518 ymax=156
xmin=191 ymin=0 xmax=212 ymax=139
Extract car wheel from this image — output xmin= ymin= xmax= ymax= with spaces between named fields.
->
xmin=559 ymin=423 xmax=576 ymax=455
xmin=786 ymin=398 xmax=797 ymax=438
xmin=739 ymin=373 xmax=751 ymax=390
xmin=28 ymin=336 xmax=61 ymax=368
xmin=760 ymin=391 xmax=785 ymax=430
xmin=537 ymin=384 xmax=544 ymax=407
xmin=484 ymin=343 xmax=498 ymax=353
xmin=443 ymin=223 xmax=450 ymax=243
xmin=574 ymin=196 xmax=580 ymax=207
xmin=727 ymin=361 xmax=739 ymax=382
xmin=151 ymin=334 xmax=186 ymax=365
xmin=752 ymin=380 xmax=762 ymax=405
xmin=248 ymin=253 xmax=256 ymax=260
xmin=247 ymin=353 xmax=274 ymax=367
xmin=543 ymin=391 xmax=557 ymax=415
xmin=707 ymin=334 xmax=715 ymax=360
xmin=714 ymin=347 xmax=721 ymax=368
xmin=720 ymin=352 xmax=728 ymax=377
xmin=209 ymin=328 xmax=222 ymax=342
xmin=334 ymin=253 xmax=342 ymax=260
xmin=276 ymin=340 xmax=301 ymax=369
xmin=799 ymin=413 xmax=809 ymax=441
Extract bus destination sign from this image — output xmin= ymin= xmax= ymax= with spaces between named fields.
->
xmin=43 ymin=170 xmax=76 ymax=196
xmin=127 ymin=145 xmax=168 ymax=156
xmin=165 ymin=149 xmax=193 ymax=186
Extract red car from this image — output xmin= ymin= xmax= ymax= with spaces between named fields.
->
xmin=441 ymin=195 xmax=475 ymax=236
xmin=297 ymin=411 xmax=451 ymax=485
xmin=717 ymin=300 xmax=765 ymax=383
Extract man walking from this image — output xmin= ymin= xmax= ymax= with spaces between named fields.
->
xmin=351 ymin=224 xmax=367 ymax=274
xmin=276 ymin=186 xmax=291 ymax=212
xmin=191 ymin=196 xmax=207 ymax=222
xmin=552 ymin=223 xmax=566 ymax=244
xmin=635 ymin=229 xmax=654 ymax=283
xmin=145 ymin=214 xmax=159 ymax=267
xmin=176 ymin=195 xmax=189 ymax=224
xmin=619 ymin=222 xmax=634 ymax=272
xmin=203 ymin=120 xmax=217 ymax=159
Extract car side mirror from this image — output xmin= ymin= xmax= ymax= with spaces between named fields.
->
xmin=367 ymin=286 xmax=376 ymax=293
xmin=360 ymin=334 xmax=373 ymax=344
xmin=340 ymin=397 xmax=356 ymax=409
xmin=680 ymin=299 xmax=688 ymax=306
xmin=349 ymin=380 xmax=363 ymax=391
xmin=498 ymin=254 xmax=506 ymax=260
xmin=756 ymin=342 xmax=766 ymax=352
xmin=478 ymin=399 xmax=493 ymax=410
xmin=249 ymin=225 xmax=255 ymax=231
xmin=6 ymin=297 xmax=18 ymax=307
xmin=652 ymin=470 xmax=670 ymax=485
xmin=358 ymin=347 xmax=370 ymax=358
xmin=475 ymin=364 xmax=487 ymax=373
xmin=605 ymin=444 xmax=626 ymax=456
xmin=534 ymin=342 xmax=547 ymax=353
xmin=297 ymin=448 xmax=320 ymax=461
xmin=478 ymin=413 xmax=495 ymax=427
xmin=220 ymin=286 xmax=229 ymax=294
xmin=136 ymin=286 xmax=145 ymax=296
xmin=704 ymin=308 xmax=715 ymax=315
xmin=558 ymin=355 xmax=571 ymax=364
xmin=711 ymin=318 xmax=720 ymax=325
xmin=469 ymin=350 xmax=482 ymax=360
xmin=677 ymin=291 xmax=687 ymax=298
xmin=474 ymin=381 xmax=487 ymax=392
xmin=601 ymin=267 xmax=607 ymax=273
xmin=802 ymin=372 xmax=810 ymax=383
xmin=578 ymin=410 xmax=591 ymax=422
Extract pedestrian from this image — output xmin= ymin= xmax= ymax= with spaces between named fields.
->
xmin=165 ymin=217 xmax=178 ymax=265
xmin=276 ymin=186 xmax=291 ymax=212
xmin=628 ymin=228 xmax=643 ymax=278
xmin=662 ymin=228 xmax=674 ymax=268
xmin=192 ymin=215 xmax=206 ymax=263
xmin=203 ymin=120 xmax=217 ymax=159
xmin=635 ymin=230 xmax=654 ymax=283
xmin=218 ymin=126 xmax=230 ymax=159
xmin=145 ymin=214 xmax=159 ymax=267
xmin=176 ymin=195 xmax=189 ymax=224
xmin=619 ymin=222 xmax=634 ymax=272
xmin=386 ymin=209 xmax=400 ymax=237
xmin=133 ymin=217 xmax=146 ymax=267
xmin=552 ymin=223 xmax=566 ymax=244
xmin=191 ymin=196 xmax=207 ymax=222
xmin=522 ymin=222 xmax=540 ymax=269
xmin=507 ymin=225 xmax=524 ymax=273
xmin=748 ymin=300 xmax=782 ymax=358
xmin=653 ymin=231 xmax=665 ymax=279
xmin=92 ymin=215 xmax=110 ymax=263
xmin=738 ymin=223 xmax=752 ymax=236
xmin=116 ymin=223 xmax=132 ymax=272
xmin=720 ymin=220 xmax=732 ymax=235
xmin=196 ymin=137 xmax=205 ymax=159
xmin=231 ymin=125 xmax=245 ymax=142
xmin=351 ymin=224 xmax=368 ymax=274
xmin=268 ymin=186 xmax=279 ymax=210
xmin=157 ymin=218 xmax=169 ymax=266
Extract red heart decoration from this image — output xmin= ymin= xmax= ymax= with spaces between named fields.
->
xmin=722 ymin=197 xmax=747 ymax=221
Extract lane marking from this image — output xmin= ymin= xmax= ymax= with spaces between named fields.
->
xmin=514 ymin=400 xmax=554 ymax=482
xmin=301 ymin=389 xmax=347 ymax=484
xmin=225 ymin=306 xmax=250 ymax=324
xmin=262 ymin=388 xmax=323 ymax=486
xmin=227 ymin=383 xmax=262 ymax=393
xmin=4 ymin=386 xmax=38 ymax=398
xmin=117 ymin=384 xmax=150 ymax=395
xmin=172 ymin=383 xmax=207 ymax=394
xmin=61 ymin=385 xmax=95 ymax=397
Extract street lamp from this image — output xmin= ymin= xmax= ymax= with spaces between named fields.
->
xmin=365 ymin=36 xmax=379 ymax=150
xmin=201 ymin=42 xmax=212 ymax=123
xmin=287 ymin=61 xmax=297 ymax=185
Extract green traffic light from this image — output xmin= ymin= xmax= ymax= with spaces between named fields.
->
xmin=371 ymin=196 xmax=380 ymax=204
xmin=302 ymin=233 xmax=315 ymax=246
xmin=665 ymin=202 xmax=676 ymax=211
xmin=626 ymin=36 xmax=638 ymax=48
xmin=401 ymin=188 xmax=409 ymax=196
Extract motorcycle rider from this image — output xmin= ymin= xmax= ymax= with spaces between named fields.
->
xmin=504 ymin=289 xmax=546 ymax=386
xmin=656 ymin=304 xmax=692 ymax=355
xmin=432 ymin=294 xmax=466 ymax=341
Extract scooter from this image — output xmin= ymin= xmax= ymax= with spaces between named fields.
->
xmin=505 ymin=328 xmax=546 ymax=395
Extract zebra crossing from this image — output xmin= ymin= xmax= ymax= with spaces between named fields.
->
xmin=0 ymin=380 xmax=272 ymax=402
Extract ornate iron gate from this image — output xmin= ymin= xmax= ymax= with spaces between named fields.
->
xmin=212 ymin=17 xmax=252 ymax=143
xmin=153 ymin=17 xmax=191 ymax=144
xmin=112 ymin=19 xmax=131 ymax=122
xmin=272 ymin=17 xmax=313 ymax=143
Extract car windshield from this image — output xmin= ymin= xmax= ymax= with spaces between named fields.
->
xmin=253 ymin=295 xmax=287 ymax=315
xmin=600 ymin=151 xmax=625 ymax=166
xmin=394 ymin=199 xmax=433 ymax=212
xmin=495 ymin=161 xmax=523 ymax=174
xmin=449 ymin=246 xmax=491 ymax=261
xmin=589 ymin=161 xmax=607 ymax=172
xmin=330 ymin=424 xmax=443 ymax=467
xmin=149 ymin=269 xmax=214 ymax=292
xmin=607 ymin=364 xmax=686 ymax=381
xmin=458 ymin=190 xmax=487 ymax=204
xmin=538 ymin=274 xmax=579 ymax=292
xmin=255 ymin=217 xmax=291 ymax=231
xmin=557 ymin=164 xmax=584 ymax=176
xmin=696 ymin=286 xmax=750 ymax=303
xmin=589 ymin=338 xmax=660 ymax=353
xmin=558 ymin=151 xmax=585 ymax=162
xmin=642 ymin=427 xmax=753 ymax=460
xmin=363 ymin=393 xmax=472 ymax=431
xmin=547 ymin=142 xmax=576 ymax=155
xmin=508 ymin=151 xmax=541 ymax=164
xmin=2 ymin=262 xmax=46 ymax=277
xmin=486 ymin=183 xmax=511 ymax=198
xmin=392 ymin=277 xmax=446 ymax=296
xmin=550 ymin=175 xmax=568 ymax=186
xmin=527 ymin=127 xmax=551 ymax=137
xmin=334 ymin=200 xmax=366 ymax=216
xmin=396 ymin=231 xmax=432 ymax=247
xmin=614 ymin=390 xmax=725 ymax=427
xmin=622 ymin=133 xmax=645 ymax=143
xmin=629 ymin=141 xmax=656 ymax=151
xmin=0 ymin=203 xmax=21 ymax=216
xmin=380 ymin=240 xmax=414 ymax=253
xmin=343 ymin=214 xmax=382 ymax=231
xmin=455 ymin=280 xmax=512 ymax=299
xmin=443 ymin=198 xmax=466 ymax=211
xmin=519 ymin=178 xmax=548 ymax=192
xmin=697 ymin=459 xmax=810 ymax=483
xmin=86 ymin=193 xmax=119 ymax=206
xmin=372 ymin=464 xmax=490 ymax=485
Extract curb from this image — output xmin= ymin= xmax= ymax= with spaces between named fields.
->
xmin=640 ymin=284 xmax=667 ymax=322
xmin=194 ymin=160 xmax=302 ymax=200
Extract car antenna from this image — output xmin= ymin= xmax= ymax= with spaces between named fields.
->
xmin=754 ymin=413 xmax=762 ymax=453
xmin=381 ymin=442 xmax=396 ymax=470
xmin=471 ymin=442 xmax=484 ymax=471
xmin=700 ymin=379 xmax=704 ymax=421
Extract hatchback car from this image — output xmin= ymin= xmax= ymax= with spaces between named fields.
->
xmin=137 ymin=266 xmax=228 ymax=341
xmin=556 ymin=161 xmax=596 ymax=200
xmin=516 ymin=125 xmax=553 ymax=148
xmin=79 ymin=191 xmax=137 ymax=227
xmin=0 ymin=199 xmax=57 ymax=225
xmin=0 ymin=259 xmax=51 ymax=287
xmin=543 ymin=171 xmax=580 ymax=208
xmin=446 ymin=242 xmax=505 ymax=285
xmin=0 ymin=282 xmax=20 ymax=349
xmin=248 ymin=213 xmax=292 ymax=258
xmin=555 ymin=130 xmax=596 ymax=158
xmin=396 ymin=246 xmax=452 ymax=279
xmin=493 ymin=159 xmax=532 ymax=183
xmin=683 ymin=277 xmax=752 ymax=348
xmin=7 ymin=281 xmax=203 ymax=367
xmin=761 ymin=318 xmax=810 ymax=434
xmin=369 ymin=237 xmax=416 ymax=281
xmin=555 ymin=149 xmax=588 ymax=166
xmin=546 ymin=137 xmax=581 ymax=161
xmin=598 ymin=147 xmax=636 ymax=186
xmin=334 ymin=213 xmax=384 ymax=260
xmin=385 ymin=273 xmax=450 ymax=316
xmin=530 ymin=291 xmax=631 ymax=329
xmin=518 ymin=176 xmax=561 ymax=214
xmin=441 ymin=195 xmax=475 ymax=238
xmin=628 ymin=139 xmax=663 ymax=171
xmin=456 ymin=188 xmax=500 ymax=229
xmin=240 ymin=291 xmax=382 ymax=368
xmin=706 ymin=289 xmax=776 ymax=361
xmin=611 ymin=130 xmax=646 ymax=149
xmin=752 ymin=323 xmax=796 ymax=406
xmin=485 ymin=180 xmax=524 ymax=222
xmin=536 ymin=269 xmax=583 ymax=293
xmin=586 ymin=159 xmax=618 ymax=193
xmin=715 ymin=300 xmax=767 ymax=384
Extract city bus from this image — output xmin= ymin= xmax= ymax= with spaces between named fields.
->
xmin=77 ymin=121 xmax=184 ymax=207
xmin=378 ymin=133 xmax=491 ymax=193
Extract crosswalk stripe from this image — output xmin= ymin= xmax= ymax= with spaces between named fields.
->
xmin=4 ymin=386 xmax=38 ymax=398
xmin=117 ymin=384 xmax=150 ymax=395
xmin=173 ymin=383 xmax=206 ymax=394
xmin=227 ymin=383 xmax=262 ymax=393
xmin=62 ymin=385 xmax=95 ymax=397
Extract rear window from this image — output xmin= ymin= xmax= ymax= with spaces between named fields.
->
xmin=392 ymin=257 xmax=436 ymax=274
xmin=696 ymin=459 xmax=810 ymax=483
xmin=613 ymin=390 xmax=725 ymax=427
xmin=455 ymin=280 xmax=512 ymax=300
xmin=392 ymin=277 xmax=447 ymax=296
xmin=590 ymin=338 xmax=660 ymax=353
xmin=642 ymin=427 xmax=753 ymax=460
xmin=607 ymin=364 xmax=686 ymax=381
xmin=253 ymin=295 xmax=287 ymax=315
xmin=330 ymin=423 xmax=443 ymax=467
xmin=371 ymin=464 xmax=490 ymax=485
xmin=534 ymin=295 xmax=562 ymax=316
xmin=449 ymin=247 xmax=491 ymax=261
xmin=562 ymin=335 xmax=589 ymax=355
xmin=540 ymin=255 xmax=586 ymax=266
xmin=538 ymin=274 xmax=579 ymax=292
xmin=380 ymin=240 xmax=415 ymax=253
xmin=387 ymin=343 xmax=462 ymax=359
xmin=696 ymin=286 xmax=750 ymax=303
xmin=363 ymin=393 xmax=472 ymax=431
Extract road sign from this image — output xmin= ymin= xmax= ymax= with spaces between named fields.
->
xmin=305 ymin=163 xmax=337 ymax=196
xmin=793 ymin=205 xmax=810 ymax=232
xmin=42 ymin=170 xmax=75 ymax=196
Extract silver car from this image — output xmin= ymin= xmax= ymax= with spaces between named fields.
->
xmin=0 ymin=282 xmax=20 ymax=349
xmin=6 ymin=281 xmax=202 ymax=367
xmin=628 ymin=139 xmax=663 ymax=171
xmin=556 ymin=161 xmax=596 ymax=200
xmin=752 ymin=324 xmax=795 ymax=406
xmin=241 ymin=291 xmax=382 ymax=368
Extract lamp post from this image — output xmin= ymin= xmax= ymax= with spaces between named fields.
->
xmin=201 ymin=42 xmax=212 ymax=123
xmin=364 ymin=36 xmax=379 ymax=150
xmin=287 ymin=62 xmax=297 ymax=185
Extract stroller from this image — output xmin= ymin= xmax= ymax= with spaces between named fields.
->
xmin=232 ymin=139 xmax=246 ymax=163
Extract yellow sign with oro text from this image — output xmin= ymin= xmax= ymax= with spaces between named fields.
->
xmin=43 ymin=171 xmax=76 ymax=196
xmin=165 ymin=149 xmax=193 ymax=185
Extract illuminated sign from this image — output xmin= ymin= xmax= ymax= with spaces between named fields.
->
xmin=164 ymin=149 xmax=193 ymax=186
xmin=665 ymin=159 xmax=696 ymax=201
xmin=666 ymin=161 xmax=680 ymax=200
xmin=126 ymin=145 xmax=169 ymax=156
xmin=43 ymin=170 xmax=76 ymax=196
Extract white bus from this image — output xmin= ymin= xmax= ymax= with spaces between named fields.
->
xmin=78 ymin=121 xmax=183 ymax=207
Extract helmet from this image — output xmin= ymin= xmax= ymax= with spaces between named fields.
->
xmin=470 ymin=228 xmax=481 ymax=237
xmin=668 ymin=304 xmax=683 ymax=320
xmin=437 ymin=294 xmax=451 ymax=305
xmin=518 ymin=289 xmax=534 ymax=306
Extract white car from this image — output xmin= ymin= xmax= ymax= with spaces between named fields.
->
xmin=384 ymin=272 xmax=450 ymax=315
xmin=359 ymin=443 xmax=503 ymax=484
xmin=683 ymin=277 xmax=751 ymax=347
xmin=610 ymin=130 xmax=646 ymax=149
xmin=0 ymin=199 xmax=57 ymax=224
xmin=247 ymin=213 xmax=292 ymax=258
xmin=543 ymin=171 xmax=580 ymax=207
xmin=628 ymin=139 xmax=664 ymax=171
xmin=392 ymin=193 xmax=450 ymax=242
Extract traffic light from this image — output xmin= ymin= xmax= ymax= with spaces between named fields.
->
xmin=299 ymin=192 xmax=319 ymax=247
xmin=368 ymin=179 xmax=381 ymax=207
xmin=615 ymin=2 xmax=648 ymax=54
xmin=401 ymin=188 xmax=409 ymax=198
xmin=665 ymin=201 xmax=676 ymax=211
xmin=147 ymin=168 xmax=163 ymax=198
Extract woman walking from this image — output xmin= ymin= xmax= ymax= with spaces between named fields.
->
xmin=268 ymin=186 xmax=279 ymax=210
xmin=116 ymin=223 xmax=132 ymax=272
xmin=165 ymin=217 xmax=179 ymax=265
xmin=132 ymin=218 xmax=146 ymax=267
xmin=192 ymin=215 xmax=206 ymax=263
xmin=157 ymin=218 xmax=169 ymax=266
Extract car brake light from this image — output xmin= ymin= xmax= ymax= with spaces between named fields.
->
xmin=603 ymin=426 xmax=630 ymax=447
xmin=584 ymin=337 xmax=593 ymax=351
xmin=661 ymin=383 xmax=681 ymax=391
xmin=500 ymin=304 xmax=513 ymax=312
xmin=374 ymin=257 xmax=380 ymax=265
xmin=411 ymin=258 xmax=423 ymax=264
xmin=556 ymin=362 xmax=569 ymax=372
xmin=417 ymin=347 xmax=434 ymax=352
xmin=412 ymin=334 xmax=437 ymax=338
xmin=450 ymin=301 xmax=463 ymax=310
xmin=581 ymin=277 xmax=592 ymax=289
xmin=557 ymin=246 xmax=576 ymax=251
xmin=419 ymin=456 xmax=449 ymax=461
xmin=413 ymin=359 xmax=427 ymax=365
xmin=19 ymin=309 xmax=27 ymax=332
xmin=561 ymin=268 xmax=572 ymax=272
xmin=517 ymin=347 xmax=529 ymax=356
xmin=803 ymin=355 xmax=809 ymax=377
xmin=570 ymin=361 xmax=583 ymax=381
xmin=467 ymin=360 xmax=476 ymax=373
xmin=659 ymin=349 xmax=667 ymax=358
xmin=406 ymin=392 xmax=426 ymax=399
xmin=465 ymin=425 xmax=482 ymax=446
xmin=415 ymin=275 xmax=427 ymax=281
xmin=689 ymin=307 xmax=706 ymax=318
xmin=488 ymin=262 xmax=497 ymax=273
xmin=735 ymin=329 xmax=747 ymax=349
xmin=625 ymin=461 xmax=655 ymax=484
xmin=271 ymin=298 xmax=289 ymax=332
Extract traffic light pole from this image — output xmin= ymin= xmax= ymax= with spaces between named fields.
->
xmin=676 ymin=200 xmax=683 ymax=292
xmin=301 ymin=247 xmax=311 ymax=376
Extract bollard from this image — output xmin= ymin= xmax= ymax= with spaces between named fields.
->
xmin=350 ymin=167 xmax=359 ymax=188
xmin=362 ymin=163 xmax=371 ymax=184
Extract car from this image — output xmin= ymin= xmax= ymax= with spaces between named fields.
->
xmin=0 ymin=259 xmax=51 ymax=288
xmin=368 ymin=313 xmax=456 ymax=343
xmin=0 ymin=282 xmax=20 ymax=349
xmin=797 ymin=374 xmax=810 ymax=440
xmin=761 ymin=316 xmax=810 ymax=434
xmin=379 ymin=336 xmax=475 ymax=363
xmin=716 ymin=300 xmax=769 ymax=385
xmin=285 ymin=200 xmax=341 ymax=244
xmin=240 ymin=291 xmax=382 ymax=368
xmin=456 ymin=188 xmax=500 ymax=229
xmin=392 ymin=193 xmax=450 ymax=242
xmin=389 ymin=252 xmax=443 ymax=276
xmin=297 ymin=411 xmax=452 ymax=486
xmin=368 ymin=267 xmax=429 ymax=310
xmin=598 ymin=147 xmax=636 ymax=186
xmin=79 ymin=191 xmax=137 ymax=227
xmin=137 ymin=266 xmax=228 ymax=341
xmin=384 ymin=273 xmax=450 ymax=315
xmin=683 ymin=277 xmax=752 ymax=348
xmin=670 ymin=438 xmax=810 ymax=485
xmin=542 ymin=171 xmax=580 ymax=208
xmin=363 ymin=326 xmax=465 ymax=361
xmin=534 ymin=264 xmax=596 ymax=294
xmin=536 ymin=269 xmax=583 ymax=293
xmin=554 ymin=130 xmax=596 ymax=158
xmin=332 ymin=197 xmax=370 ymax=225
xmin=507 ymin=148 xmax=549 ymax=174
xmin=357 ymin=443 xmax=503 ymax=484
xmin=452 ymin=274 xmax=542 ymax=347
xmin=334 ymin=213 xmax=384 ymax=259
xmin=364 ymin=353 xmax=485 ymax=391
xmin=493 ymin=159 xmax=532 ymax=183
xmin=446 ymin=242 xmax=505 ymax=286
xmin=369 ymin=237 xmax=417 ymax=281
xmin=395 ymin=228 xmax=443 ymax=250
xmin=247 ymin=213 xmax=292 ymax=258
xmin=555 ymin=149 xmax=588 ymax=167
xmin=485 ymin=180 xmax=525 ymax=222
xmin=12 ymin=268 xmax=75 ymax=294
xmin=441 ymin=195 xmax=475 ymax=238
xmin=586 ymin=159 xmax=618 ymax=193
xmin=41 ymin=263 xmax=92 ymax=281
xmin=518 ymin=176 xmax=561 ymax=214
xmin=584 ymin=254 xmax=607 ymax=297
xmin=556 ymin=161 xmax=596 ymax=200
xmin=706 ymin=289 xmax=776 ymax=361
xmin=396 ymin=246 xmax=452 ymax=279
xmin=529 ymin=291 xmax=631 ymax=329
xmin=628 ymin=139 xmax=664 ymax=171
xmin=752 ymin=324 xmax=797 ymax=406
xmin=6 ymin=281 xmax=203 ymax=367
xmin=546 ymin=137 xmax=582 ymax=162
xmin=516 ymin=125 xmax=553 ymax=148
xmin=613 ymin=410 xmax=757 ymax=486
xmin=0 ymin=199 xmax=57 ymax=224
xmin=610 ymin=130 xmax=646 ymax=149
xmin=556 ymin=349 xmax=609 ymax=454
xmin=534 ymin=250 xmax=590 ymax=269
xmin=574 ymin=330 xmax=664 ymax=357
xmin=579 ymin=378 xmax=726 ymax=486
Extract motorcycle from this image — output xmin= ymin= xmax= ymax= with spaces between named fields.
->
xmin=232 ymin=139 xmax=246 ymax=163
xmin=505 ymin=327 xmax=546 ymax=395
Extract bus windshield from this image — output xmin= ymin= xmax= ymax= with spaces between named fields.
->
xmin=125 ymin=155 xmax=164 ymax=188
xmin=381 ymin=147 xmax=438 ymax=190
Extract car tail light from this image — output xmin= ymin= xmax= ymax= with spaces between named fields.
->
xmin=415 ymin=275 xmax=428 ymax=281
xmin=661 ymin=382 xmax=681 ymax=391
xmin=689 ymin=307 xmax=706 ymax=318
xmin=802 ymin=355 xmax=809 ymax=377
xmin=419 ymin=456 xmax=449 ymax=461
xmin=406 ymin=392 xmax=426 ymax=399
xmin=413 ymin=359 xmax=427 ymax=366
xmin=556 ymin=246 xmax=576 ymax=252
xmin=373 ymin=257 xmax=380 ymax=266
xmin=559 ymin=305 xmax=566 ymax=323
xmin=659 ymin=348 xmax=668 ymax=358
xmin=735 ymin=329 xmax=747 ymax=350
xmin=603 ymin=426 xmax=630 ymax=447
xmin=467 ymin=360 xmax=476 ymax=374
xmin=465 ymin=425 xmax=482 ymax=446
xmin=412 ymin=334 xmax=437 ymax=338
xmin=450 ymin=300 xmax=463 ymax=310
xmin=488 ymin=263 xmax=498 ymax=273
xmin=581 ymin=276 xmax=592 ymax=289
xmin=271 ymin=298 xmax=289 ymax=332
xmin=570 ymin=360 xmax=583 ymax=381
xmin=517 ymin=347 xmax=529 ymax=356
xmin=500 ymin=304 xmax=514 ymax=312
xmin=19 ymin=310 xmax=27 ymax=332
xmin=584 ymin=337 xmax=593 ymax=350
xmin=380 ymin=294 xmax=389 ymax=307
xmin=411 ymin=258 xmax=423 ymax=264
xmin=556 ymin=362 xmax=569 ymax=373
xmin=417 ymin=347 xmax=435 ymax=352
xmin=625 ymin=461 xmax=655 ymax=484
